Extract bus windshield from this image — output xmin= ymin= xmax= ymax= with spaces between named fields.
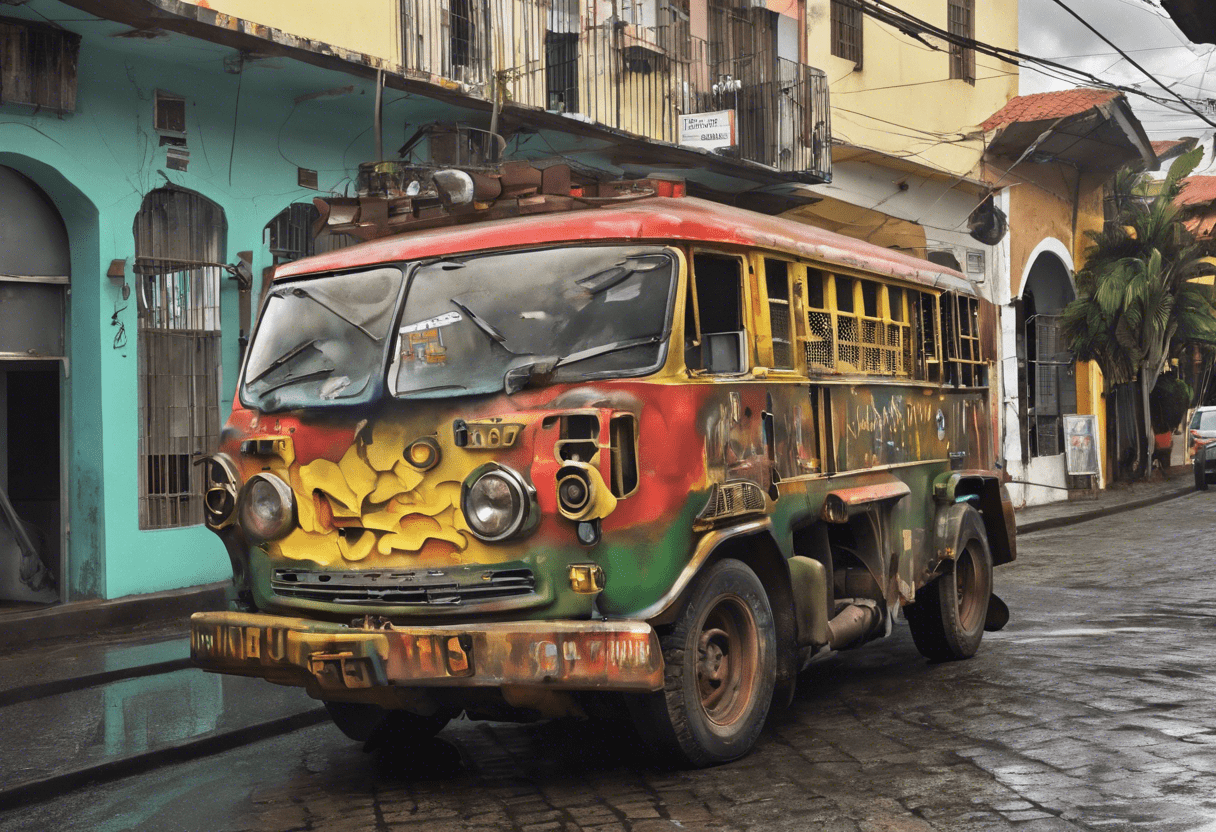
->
xmin=390 ymin=245 xmax=677 ymax=399
xmin=241 ymin=267 xmax=405 ymax=412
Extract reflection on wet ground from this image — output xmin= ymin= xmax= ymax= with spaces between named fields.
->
xmin=0 ymin=668 xmax=316 ymax=789
xmin=0 ymin=623 xmax=187 ymax=696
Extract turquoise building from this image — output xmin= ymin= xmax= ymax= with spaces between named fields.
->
xmin=0 ymin=0 xmax=438 ymax=605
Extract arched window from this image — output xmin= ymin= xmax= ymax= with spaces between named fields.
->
xmin=134 ymin=188 xmax=227 ymax=529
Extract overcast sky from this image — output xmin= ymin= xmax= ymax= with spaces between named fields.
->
xmin=1017 ymin=0 xmax=1214 ymax=166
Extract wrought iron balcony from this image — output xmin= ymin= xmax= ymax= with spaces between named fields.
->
xmin=397 ymin=0 xmax=832 ymax=182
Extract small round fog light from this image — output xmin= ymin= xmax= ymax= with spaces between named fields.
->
xmin=558 ymin=475 xmax=590 ymax=513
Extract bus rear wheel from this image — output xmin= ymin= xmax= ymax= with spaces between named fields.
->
xmin=631 ymin=558 xmax=776 ymax=767
xmin=905 ymin=507 xmax=992 ymax=661
xmin=324 ymin=701 xmax=452 ymax=749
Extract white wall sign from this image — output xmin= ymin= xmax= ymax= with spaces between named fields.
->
xmin=679 ymin=110 xmax=736 ymax=151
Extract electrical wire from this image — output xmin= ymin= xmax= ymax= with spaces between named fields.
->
xmin=1046 ymin=0 xmax=1216 ymax=129
xmin=855 ymin=0 xmax=1216 ymax=125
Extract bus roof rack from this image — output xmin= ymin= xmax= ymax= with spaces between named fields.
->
xmin=314 ymin=161 xmax=686 ymax=241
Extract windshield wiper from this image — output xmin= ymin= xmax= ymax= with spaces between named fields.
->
xmin=554 ymin=336 xmax=662 ymax=369
xmin=247 ymin=338 xmax=320 ymax=384
xmin=253 ymin=367 xmax=335 ymax=395
xmin=274 ymin=287 xmax=379 ymax=341
xmin=504 ymin=357 xmax=558 ymax=394
xmin=450 ymin=298 xmax=514 ymax=352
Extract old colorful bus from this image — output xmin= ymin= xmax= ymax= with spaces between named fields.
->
xmin=191 ymin=170 xmax=1015 ymax=766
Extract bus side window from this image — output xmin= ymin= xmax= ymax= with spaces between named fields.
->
xmin=916 ymin=291 xmax=941 ymax=382
xmin=689 ymin=253 xmax=748 ymax=374
xmin=804 ymin=269 xmax=834 ymax=371
xmin=763 ymin=259 xmax=794 ymax=370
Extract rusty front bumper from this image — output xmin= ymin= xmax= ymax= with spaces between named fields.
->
xmin=190 ymin=611 xmax=664 ymax=695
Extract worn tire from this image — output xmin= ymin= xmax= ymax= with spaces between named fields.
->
xmin=1196 ymin=460 xmax=1209 ymax=491
xmin=324 ymin=701 xmax=451 ymax=746
xmin=631 ymin=558 xmax=776 ymax=767
xmin=905 ymin=506 xmax=992 ymax=662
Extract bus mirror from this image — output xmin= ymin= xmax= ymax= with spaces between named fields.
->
xmin=702 ymin=331 xmax=748 ymax=375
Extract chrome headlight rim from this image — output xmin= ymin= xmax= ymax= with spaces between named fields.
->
xmin=204 ymin=453 xmax=240 ymax=530
xmin=461 ymin=463 xmax=535 ymax=543
xmin=237 ymin=473 xmax=296 ymax=542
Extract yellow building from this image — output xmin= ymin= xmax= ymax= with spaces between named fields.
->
xmin=980 ymin=88 xmax=1155 ymax=502
xmin=813 ymin=0 xmax=1019 ymax=177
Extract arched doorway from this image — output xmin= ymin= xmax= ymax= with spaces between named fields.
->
xmin=0 ymin=165 xmax=68 ymax=604
xmin=1018 ymin=250 xmax=1076 ymax=460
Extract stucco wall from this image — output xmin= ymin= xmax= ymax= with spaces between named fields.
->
xmin=809 ymin=0 xmax=1019 ymax=177
xmin=0 ymin=18 xmax=416 ymax=599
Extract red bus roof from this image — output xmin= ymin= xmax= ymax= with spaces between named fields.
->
xmin=276 ymin=195 xmax=974 ymax=294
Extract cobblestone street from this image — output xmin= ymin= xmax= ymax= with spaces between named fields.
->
xmin=5 ymin=491 xmax=1216 ymax=832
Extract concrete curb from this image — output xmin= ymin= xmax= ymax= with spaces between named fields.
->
xmin=1017 ymin=485 xmax=1195 ymax=535
xmin=0 ymin=581 xmax=227 ymax=653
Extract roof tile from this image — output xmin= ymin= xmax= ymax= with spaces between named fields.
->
xmin=1152 ymin=139 xmax=1188 ymax=156
xmin=981 ymin=88 xmax=1122 ymax=132
xmin=1177 ymin=175 xmax=1216 ymax=206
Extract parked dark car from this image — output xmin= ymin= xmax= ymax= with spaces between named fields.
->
xmin=1191 ymin=407 xmax=1216 ymax=491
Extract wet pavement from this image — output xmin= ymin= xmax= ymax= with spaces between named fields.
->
xmin=3 ymin=491 xmax=1216 ymax=830
xmin=1014 ymin=468 xmax=1193 ymax=532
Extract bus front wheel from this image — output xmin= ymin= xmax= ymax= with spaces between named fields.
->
xmin=631 ymin=558 xmax=776 ymax=767
xmin=905 ymin=507 xmax=993 ymax=662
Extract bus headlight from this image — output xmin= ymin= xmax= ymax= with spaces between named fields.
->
xmin=238 ymin=474 xmax=296 ymax=541
xmin=461 ymin=464 xmax=533 ymax=542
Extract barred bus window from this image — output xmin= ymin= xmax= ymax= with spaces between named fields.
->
xmin=764 ymin=259 xmax=793 ymax=370
xmin=942 ymin=293 xmax=986 ymax=387
xmin=804 ymin=270 xmax=834 ymax=371
xmin=835 ymin=277 xmax=861 ymax=370
xmin=884 ymin=286 xmax=912 ymax=377
xmin=917 ymin=291 xmax=941 ymax=382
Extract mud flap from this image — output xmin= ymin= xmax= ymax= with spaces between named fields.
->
xmin=984 ymin=593 xmax=1010 ymax=632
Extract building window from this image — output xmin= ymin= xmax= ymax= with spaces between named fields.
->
xmin=830 ymin=0 xmax=863 ymax=68
xmin=0 ymin=17 xmax=80 ymax=113
xmin=545 ymin=31 xmax=579 ymax=112
xmin=948 ymin=0 xmax=975 ymax=84
xmin=449 ymin=0 xmax=479 ymax=69
xmin=1025 ymin=314 xmax=1075 ymax=458
xmin=134 ymin=189 xmax=226 ymax=530
xmin=154 ymin=90 xmax=186 ymax=135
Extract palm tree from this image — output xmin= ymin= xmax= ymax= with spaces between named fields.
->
xmin=1060 ymin=147 xmax=1216 ymax=478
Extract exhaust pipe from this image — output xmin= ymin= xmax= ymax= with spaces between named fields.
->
xmin=827 ymin=599 xmax=882 ymax=650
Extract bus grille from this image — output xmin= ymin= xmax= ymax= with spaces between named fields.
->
xmin=271 ymin=567 xmax=536 ymax=606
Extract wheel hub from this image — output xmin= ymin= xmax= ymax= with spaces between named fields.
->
xmin=694 ymin=596 xmax=759 ymax=726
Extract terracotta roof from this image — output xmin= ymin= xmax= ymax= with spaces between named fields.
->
xmin=981 ymin=88 xmax=1122 ymax=132
xmin=1177 ymin=175 xmax=1216 ymax=206
xmin=1152 ymin=139 xmax=1188 ymax=156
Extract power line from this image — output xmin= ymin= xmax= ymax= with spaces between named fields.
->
xmin=855 ymin=0 xmax=1216 ymax=128
xmin=1045 ymin=0 xmax=1216 ymax=129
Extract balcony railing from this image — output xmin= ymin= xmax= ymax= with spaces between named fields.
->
xmin=399 ymin=0 xmax=831 ymax=181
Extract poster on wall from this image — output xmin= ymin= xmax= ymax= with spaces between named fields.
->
xmin=1063 ymin=414 xmax=1101 ymax=476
